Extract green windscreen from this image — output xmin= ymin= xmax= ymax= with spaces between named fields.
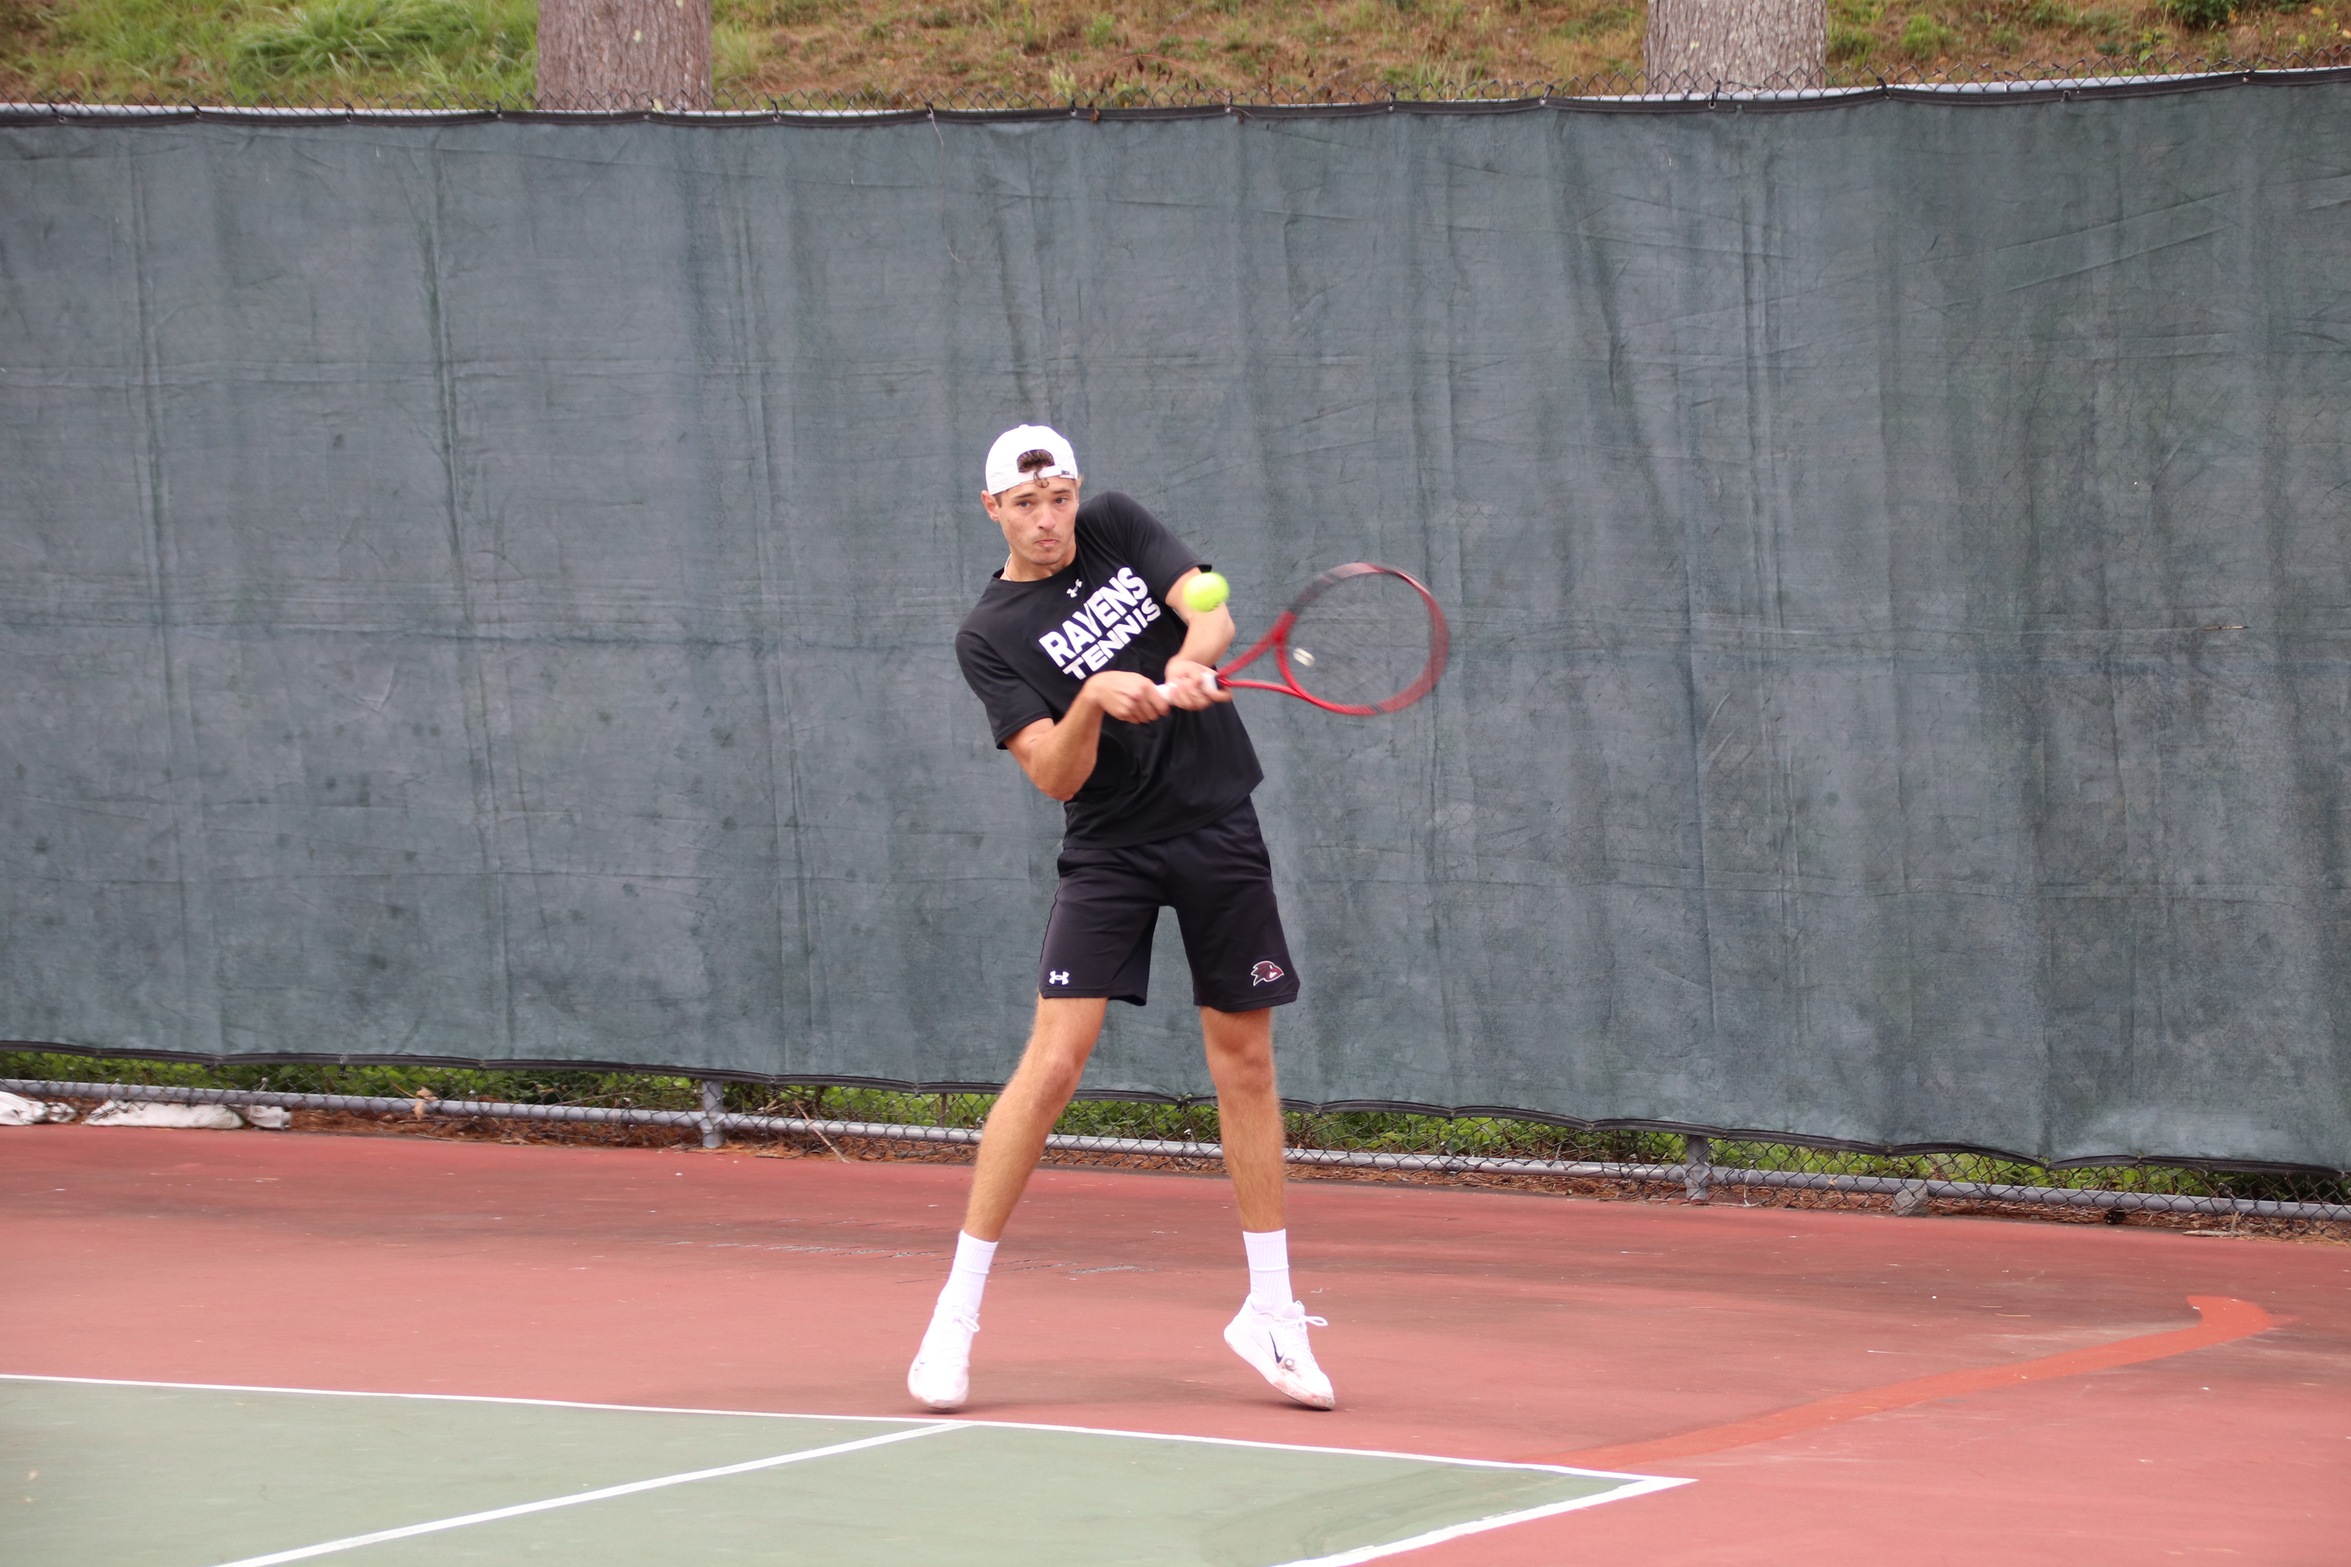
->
xmin=4 ymin=80 xmax=2348 ymax=1167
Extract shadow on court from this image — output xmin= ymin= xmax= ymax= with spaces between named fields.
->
xmin=5 ymin=1127 xmax=2346 ymax=1564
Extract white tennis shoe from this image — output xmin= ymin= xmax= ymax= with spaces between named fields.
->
xmin=907 ymin=1307 xmax=978 ymax=1412
xmin=1224 ymin=1298 xmax=1335 ymax=1410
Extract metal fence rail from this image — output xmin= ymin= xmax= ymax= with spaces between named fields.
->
xmin=12 ymin=1076 xmax=2349 ymax=1227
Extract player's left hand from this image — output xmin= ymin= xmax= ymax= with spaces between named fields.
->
xmin=1161 ymin=660 xmax=1230 ymax=709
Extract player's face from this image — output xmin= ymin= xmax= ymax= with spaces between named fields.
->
xmin=983 ymin=476 xmax=1083 ymax=579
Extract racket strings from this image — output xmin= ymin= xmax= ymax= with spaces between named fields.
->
xmin=1282 ymin=570 xmax=1440 ymax=714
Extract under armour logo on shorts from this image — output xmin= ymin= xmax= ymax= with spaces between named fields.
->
xmin=1048 ymin=971 xmax=1071 ymax=986
xmin=1249 ymin=960 xmax=1285 ymax=986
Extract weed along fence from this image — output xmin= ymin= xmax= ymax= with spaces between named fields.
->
xmin=7 ymin=1058 xmax=2347 ymax=1235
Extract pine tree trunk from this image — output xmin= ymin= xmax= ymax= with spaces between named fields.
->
xmin=1644 ymin=0 xmax=1826 ymax=92
xmin=537 ymin=0 xmax=713 ymax=111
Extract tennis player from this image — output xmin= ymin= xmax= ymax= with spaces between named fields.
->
xmin=907 ymin=423 xmax=1334 ymax=1413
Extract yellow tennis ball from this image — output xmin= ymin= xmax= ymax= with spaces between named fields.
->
xmin=1182 ymin=571 xmax=1230 ymax=613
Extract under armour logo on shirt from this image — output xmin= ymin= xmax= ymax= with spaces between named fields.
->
xmin=1066 ymin=580 xmax=1083 ymax=597
xmin=1048 ymin=971 xmax=1071 ymax=985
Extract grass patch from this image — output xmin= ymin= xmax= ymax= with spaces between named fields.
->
xmin=9 ymin=0 xmax=533 ymax=104
xmin=5 ymin=0 xmax=2346 ymax=103
xmin=1899 ymin=10 xmax=1960 ymax=53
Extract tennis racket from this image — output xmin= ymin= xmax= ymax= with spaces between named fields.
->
xmin=1158 ymin=563 xmax=1448 ymax=716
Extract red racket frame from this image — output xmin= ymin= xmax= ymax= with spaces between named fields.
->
xmin=1209 ymin=562 xmax=1449 ymax=717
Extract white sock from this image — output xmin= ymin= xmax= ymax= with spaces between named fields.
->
xmin=936 ymin=1231 xmax=997 ymax=1322
xmin=1242 ymin=1228 xmax=1292 ymax=1311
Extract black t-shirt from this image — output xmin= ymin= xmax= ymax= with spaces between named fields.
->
xmin=957 ymin=492 xmax=1263 ymax=849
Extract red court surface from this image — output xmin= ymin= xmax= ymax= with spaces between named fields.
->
xmin=6 ymin=1126 xmax=2347 ymax=1564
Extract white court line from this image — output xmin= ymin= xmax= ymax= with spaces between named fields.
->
xmin=1267 ymin=1476 xmax=1693 ymax=1567
xmin=0 ymin=1371 xmax=1665 ymax=1481
xmin=940 ymin=1412 xmax=1671 ymax=1482
xmin=201 ymin=1423 xmax=961 ymax=1567
xmin=0 ymin=1371 xmax=911 ymax=1428
xmin=5 ymin=1371 xmax=1687 ymax=1565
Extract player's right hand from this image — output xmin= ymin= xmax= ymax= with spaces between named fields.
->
xmin=1086 ymin=670 xmax=1171 ymax=723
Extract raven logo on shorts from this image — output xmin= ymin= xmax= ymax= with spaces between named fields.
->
xmin=1249 ymin=960 xmax=1286 ymax=986
xmin=1047 ymin=970 xmax=1071 ymax=986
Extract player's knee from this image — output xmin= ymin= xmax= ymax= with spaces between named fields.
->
xmin=1014 ymin=1027 xmax=1098 ymax=1099
xmin=1203 ymin=1026 xmax=1277 ymax=1093
xmin=1026 ymin=1050 xmax=1090 ymax=1101
xmin=1202 ymin=1005 xmax=1273 ymax=1048
xmin=1216 ymin=1063 xmax=1277 ymax=1103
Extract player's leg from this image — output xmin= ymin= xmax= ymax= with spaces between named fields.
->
xmin=910 ymin=997 xmax=1111 ymax=1412
xmin=909 ymin=847 xmax=1157 ymax=1412
xmin=908 ymin=997 xmax=1109 ymax=1411
xmin=1201 ymin=1004 xmax=1284 ymax=1234
xmin=964 ymin=996 xmax=1111 ymax=1241
xmin=1166 ymin=801 xmax=1331 ymax=1409
xmin=1200 ymin=1004 xmax=1332 ymax=1409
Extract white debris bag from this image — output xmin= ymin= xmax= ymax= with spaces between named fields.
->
xmin=0 ymin=1090 xmax=47 ymax=1126
xmin=84 ymin=1100 xmax=245 ymax=1130
xmin=244 ymin=1105 xmax=293 ymax=1130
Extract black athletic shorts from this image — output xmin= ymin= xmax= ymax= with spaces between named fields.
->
xmin=1037 ymin=798 xmax=1300 ymax=1012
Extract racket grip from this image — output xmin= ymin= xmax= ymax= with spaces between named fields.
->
xmin=1155 ymin=672 xmax=1220 ymax=700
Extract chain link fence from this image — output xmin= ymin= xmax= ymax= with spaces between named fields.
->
xmin=5 ymin=51 xmax=2349 ymax=116
xmin=7 ymin=1051 xmax=2344 ymax=1240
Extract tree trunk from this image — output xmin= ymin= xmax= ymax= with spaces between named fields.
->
xmin=537 ymin=0 xmax=712 ymax=111
xmin=1644 ymin=0 xmax=1825 ymax=92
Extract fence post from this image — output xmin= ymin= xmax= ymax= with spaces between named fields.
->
xmin=698 ymin=1079 xmax=724 ymax=1149
xmin=1683 ymin=1134 xmax=1712 ymax=1203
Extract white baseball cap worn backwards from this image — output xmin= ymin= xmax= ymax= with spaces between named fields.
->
xmin=985 ymin=424 xmax=1080 ymax=494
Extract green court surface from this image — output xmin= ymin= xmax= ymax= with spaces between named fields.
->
xmin=2 ymin=1376 xmax=1678 ymax=1566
